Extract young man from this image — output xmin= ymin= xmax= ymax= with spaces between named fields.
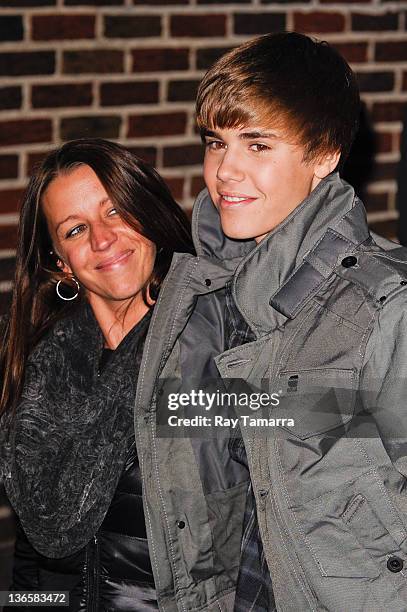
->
xmin=192 ymin=32 xmax=407 ymax=611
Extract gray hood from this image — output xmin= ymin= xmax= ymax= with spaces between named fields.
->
xmin=192 ymin=172 xmax=369 ymax=335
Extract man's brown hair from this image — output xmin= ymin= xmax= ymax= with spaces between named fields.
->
xmin=196 ymin=32 xmax=360 ymax=165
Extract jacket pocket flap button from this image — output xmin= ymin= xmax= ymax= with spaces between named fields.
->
xmin=387 ymin=556 xmax=403 ymax=573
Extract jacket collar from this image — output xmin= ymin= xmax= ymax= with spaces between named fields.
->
xmin=192 ymin=172 xmax=370 ymax=336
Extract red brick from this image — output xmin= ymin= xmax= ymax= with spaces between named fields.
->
xmin=27 ymin=150 xmax=50 ymax=175
xmin=403 ymin=72 xmax=407 ymax=91
xmin=168 ymin=79 xmax=199 ymax=102
xmin=191 ymin=175 xmax=205 ymax=197
xmin=293 ymin=11 xmax=345 ymax=33
xmin=0 ymin=16 xmax=23 ymax=41
xmin=356 ymin=71 xmax=394 ymax=93
xmin=163 ymin=144 xmax=203 ymax=167
xmin=66 ymin=0 xmax=122 ymax=4
xmin=369 ymin=161 xmax=398 ymax=182
xmin=101 ymin=81 xmax=158 ymax=106
xmin=375 ymin=132 xmax=393 ymax=154
xmin=0 ymin=87 xmax=22 ymax=111
xmin=134 ymin=0 xmax=186 ymax=4
xmin=200 ymin=0 xmax=248 ymax=4
xmin=0 ymin=52 xmax=55 ymax=76
xmin=262 ymin=0 xmax=310 ymax=4
xmin=196 ymin=46 xmax=233 ymax=69
xmin=132 ymin=48 xmax=189 ymax=72
xmin=372 ymin=102 xmax=406 ymax=122
xmin=376 ymin=42 xmax=407 ymax=62
xmin=3 ymin=0 xmax=54 ymax=5
xmin=351 ymin=12 xmax=398 ymax=31
xmin=104 ymin=15 xmax=161 ymax=37
xmin=127 ymin=146 xmax=157 ymax=166
xmin=0 ymin=291 xmax=12 ymax=316
xmin=128 ymin=112 xmax=187 ymax=137
xmin=162 ymin=177 xmax=184 ymax=200
xmin=32 ymin=15 xmax=95 ymax=40
xmin=0 ymin=155 xmax=18 ymax=180
xmin=0 ymin=258 xmax=16 ymax=283
xmin=60 ymin=116 xmax=121 ymax=140
xmin=363 ymin=192 xmax=389 ymax=212
xmin=32 ymin=83 xmax=93 ymax=108
xmin=135 ymin=0 xmax=187 ymax=4
xmin=234 ymin=12 xmax=286 ymax=34
xmin=332 ymin=42 xmax=368 ymax=63
xmin=0 ymin=189 xmax=24 ymax=214
xmin=0 ymin=225 xmax=18 ymax=249
xmin=321 ymin=0 xmax=370 ymax=4
xmin=170 ymin=14 xmax=226 ymax=37
xmin=369 ymin=219 xmax=397 ymax=240
xmin=63 ymin=50 xmax=123 ymax=74
xmin=0 ymin=120 xmax=52 ymax=147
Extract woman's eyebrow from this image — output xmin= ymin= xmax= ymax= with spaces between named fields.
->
xmin=56 ymin=197 xmax=111 ymax=232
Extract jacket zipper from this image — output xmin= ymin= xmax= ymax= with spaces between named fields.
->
xmin=86 ymin=535 xmax=99 ymax=612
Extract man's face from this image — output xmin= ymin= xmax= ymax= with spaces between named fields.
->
xmin=203 ymin=125 xmax=325 ymax=243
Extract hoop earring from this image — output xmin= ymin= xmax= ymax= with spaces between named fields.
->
xmin=56 ymin=277 xmax=80 ymax=301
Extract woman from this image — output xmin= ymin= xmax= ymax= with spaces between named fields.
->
xmin=0 ymin=138 xmax=193 ymax=610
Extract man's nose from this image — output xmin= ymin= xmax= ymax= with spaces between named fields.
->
xmin=90 ymin=221 xmax=117 ymax=251
xmin=216 ymin=149 xmax=245 ymax=183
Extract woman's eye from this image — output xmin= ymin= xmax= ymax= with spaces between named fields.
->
xmin=65 ymin=224 xmax=86 ymax=239
xmin=250 ymin=143 xmax=270 ymax=153
xmin=107 ymin=207 xmax=118 ymax=216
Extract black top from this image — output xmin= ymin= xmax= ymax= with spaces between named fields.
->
xmin=4 ymin=306 xmax=158 ymax=610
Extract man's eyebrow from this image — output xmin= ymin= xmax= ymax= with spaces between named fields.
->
xmin=239 ymin=131 xmax=278 ymax=139
xmin=201 ymin=129 xmax=278 ymax=140
xmin=56 ymin=197 xmax=111 ymax=233
xmin=202 ymin=129 xmax=219 ymax=139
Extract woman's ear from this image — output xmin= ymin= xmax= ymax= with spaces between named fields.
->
xmin=51 ymin=250 xmax=72 ymax=276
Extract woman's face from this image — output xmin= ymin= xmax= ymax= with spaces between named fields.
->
xmin=42 ymin=164 xmax=156 ymax=313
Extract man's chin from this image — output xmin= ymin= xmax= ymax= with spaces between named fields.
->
xmin=220 ymin=224 xmax=258 ymax=242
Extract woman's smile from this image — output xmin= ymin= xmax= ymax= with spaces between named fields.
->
xmin=95 ymin=249 xmax=133 ymax=271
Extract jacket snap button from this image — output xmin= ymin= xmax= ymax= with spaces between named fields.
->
xmin=401 ymin=280 xmax=407 ymax=286
xmin=177 ymin=520 xmax=185 ymax=529
xmin=205 ymin=278 xmax=212 ymax=287
xmin=341 ymin=256 xmax=357 ymax=268
xmin=387 ymin=556 xmax=403 ymax=573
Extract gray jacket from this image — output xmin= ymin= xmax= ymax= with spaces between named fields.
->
xmin=136 ymin=171 xmax=407 ymax=611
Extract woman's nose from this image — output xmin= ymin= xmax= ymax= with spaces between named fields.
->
xmin=90 ymin=222 xmax=117 ymax=251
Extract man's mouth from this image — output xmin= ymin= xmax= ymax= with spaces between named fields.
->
xmin=219 ymin=193 xmax=256 ymax=207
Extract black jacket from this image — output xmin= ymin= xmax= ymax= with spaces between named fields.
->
xmin=6 ymin=440 xmax=158 ymax=612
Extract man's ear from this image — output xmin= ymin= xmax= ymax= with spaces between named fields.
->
xmin=313 ymin=150 xmax=341 ymax=180
xmin=310 ymin=150 xmax=341 ymax=191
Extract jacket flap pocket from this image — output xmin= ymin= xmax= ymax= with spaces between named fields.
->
xmin=290 ymin=472 xmax=405 ymax=578
xmin=276 ymin=368 xmax=356 ymax=440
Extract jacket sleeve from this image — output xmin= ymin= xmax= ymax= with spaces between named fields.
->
xmin=360 ymin=292 xmax=407 ymax=478
xmin=8 ymin=519 xmax=40 ymax=590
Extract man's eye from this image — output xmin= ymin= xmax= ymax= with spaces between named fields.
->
xmin=250 ymin=143 xmax=270 ymax=152
xmin=205 ymin=140 xmax=224 ymax=151
xmin=66 ymin=225 xmax=86 ymax=239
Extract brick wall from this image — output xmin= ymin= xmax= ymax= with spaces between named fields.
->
xmin=0 ymin=3 xmax=406 ymax=312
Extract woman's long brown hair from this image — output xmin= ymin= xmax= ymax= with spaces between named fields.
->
xmin=0 ymin=138 xmax=194 ymax=416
